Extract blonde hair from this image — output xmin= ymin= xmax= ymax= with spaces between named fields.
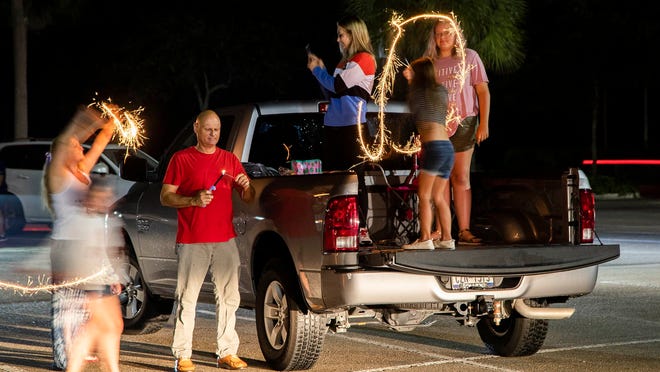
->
xmin=423 ymin=18 xmax=465 ymax=59
xmin=337 ymin=15 xmax=376 ymax=68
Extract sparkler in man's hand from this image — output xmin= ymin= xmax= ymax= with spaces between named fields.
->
xmin=198 ymin=169 xmax=250 ymax=208
xmin=209 ymin=169 xmax=231 ymax=191
xmin=209 ymin=170 xmax=250 ymax=191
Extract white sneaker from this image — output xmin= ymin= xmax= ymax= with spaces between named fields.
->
xmin=402 ymin=239 xmax=434 ymax=250
xmin=434 ymin=239 xmax=456 ymax=250
xmin=358 ymin=227 xmax=373 ymax=246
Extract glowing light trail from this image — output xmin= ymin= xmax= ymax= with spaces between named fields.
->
xmin=361 ymin=12 xmax=468 ymax=160
xmin=582 ymin=159 xmax=660 ymax=165
xmin=0 ymin=269 xmax=114 ymax=295
xmin=90 ymin=96 xmax=147 ymax=158
xmin=357 ymin=101 xmax=386 ymax=161
xmin=1 ymin=96 xmax=146 ymax=296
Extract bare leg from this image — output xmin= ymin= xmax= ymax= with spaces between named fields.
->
xmin=431 ymin=177 xmax=452 ymax=241
xmin=451 ymin=148 xmax=474 ymax=232
xmin=66 ymin=294 xmax=122 ymax=372
xmin=439 ymin=173 xmax=453 ymax=240
xmin=65 ymin=301 xmax=92 ymax=372
xmin=416 ymin=171 xmax=436 ymax=241
xmin=93 ymin=295 xmax=123 ymax=372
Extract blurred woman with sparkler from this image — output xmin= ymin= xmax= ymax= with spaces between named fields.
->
xmin=424 ymin=18 xmax=490 ymax=245
xmin=307 ymin=14 xmax=376 ymax=245
xmin=402 ymin=57 xmax=455 ymax=250
xmin=64 ymin=178 xmax=126 ymax=372
xmin=42 ymin=106 xmax=116 ymax=371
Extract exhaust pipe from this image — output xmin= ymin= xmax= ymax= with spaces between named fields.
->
xmin=512 ymin=299 xmax=575 ymax=319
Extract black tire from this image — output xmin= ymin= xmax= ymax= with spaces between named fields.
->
xmin=255 ymin=260 xmax=328 ymax=371
xmin=477 ymin=299 xmax=548 ymax=357
xmin=120 ymin=255 xmax=150 ymax=329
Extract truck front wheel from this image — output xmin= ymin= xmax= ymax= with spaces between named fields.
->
xmin=120 ymin=255 xmax=150 ymax=329
xmin=255 ymin=261 xmax=327 ymax=370
xmin=477 ymin=299 xmax=548 ymax=357
xmin=120 ymin=255 xmax=173 ymax=334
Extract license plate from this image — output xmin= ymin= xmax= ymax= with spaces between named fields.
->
xmin=450 ymin=276 xmax=495 ymax=290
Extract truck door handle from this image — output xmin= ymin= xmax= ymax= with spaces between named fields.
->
xmin=137 ymin=218 xmax=151 ymax=233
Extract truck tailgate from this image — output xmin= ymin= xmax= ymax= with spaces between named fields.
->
xmin=361 ymin=244 xmax=620 ymax=276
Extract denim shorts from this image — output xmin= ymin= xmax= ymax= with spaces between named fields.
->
xmin=420 ymin=140 xmax=455 ymax=179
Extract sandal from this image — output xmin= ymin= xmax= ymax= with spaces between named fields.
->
xmin=458 ymin=229 xmax=482 ymax=245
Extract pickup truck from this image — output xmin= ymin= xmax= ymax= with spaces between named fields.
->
xmin=116 ymin=100 xmax=620 ymax=370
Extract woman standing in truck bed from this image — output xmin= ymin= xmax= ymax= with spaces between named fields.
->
xmin=306 ymin=14 xmax=377 ymax=245
xmin=402 ymin=57 xmax=455 ymax=250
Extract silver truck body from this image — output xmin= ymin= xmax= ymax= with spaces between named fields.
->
xmin=116 ymin=100 xmax=619 ymax=370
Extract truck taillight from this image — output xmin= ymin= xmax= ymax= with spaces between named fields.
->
xmin=324 ymin=196 xmax=359 ymax=252
xmin=579 ymin=189 xmax=595 ymax=243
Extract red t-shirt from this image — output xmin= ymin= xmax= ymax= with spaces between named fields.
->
xmin=163 ymin=146 xmax=246 ymax=244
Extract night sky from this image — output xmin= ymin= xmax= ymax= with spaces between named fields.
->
xmin=2 ymin=1 xmax=658 ymax=174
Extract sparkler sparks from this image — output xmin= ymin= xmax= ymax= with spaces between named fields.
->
xmin=90 ymin=96 xmax=147 ymax=158
xmin=361 ymin=12 xmax=468 ymax=159
xmin=357 ymin=101 xmax=386 ymax=161
xmin=0 ymin=269 xmax=115 ymax=295
xmin=2 ymin=97 xmax=146 ymax=296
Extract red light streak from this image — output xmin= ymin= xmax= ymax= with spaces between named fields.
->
xmin=582 ymin=159 xmax=660 ymax=165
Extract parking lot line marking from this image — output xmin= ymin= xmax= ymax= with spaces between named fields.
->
xmin=334 ymin=334 xmax=513 ymax=372
xmin=538 ymin=338 xmax=660 ymax=354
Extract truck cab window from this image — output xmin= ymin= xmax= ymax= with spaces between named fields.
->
xmin=248 ymin=114 xmax=324 ymax=170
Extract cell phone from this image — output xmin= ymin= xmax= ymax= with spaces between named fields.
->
xmin=305 ymin=43 xmax=312 ymax=55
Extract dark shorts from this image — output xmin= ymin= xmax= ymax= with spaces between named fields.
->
xmin=420 ymin=140 xmax=455 ymax=179
xmin=451 ymin=116 xmax=478 ymax=152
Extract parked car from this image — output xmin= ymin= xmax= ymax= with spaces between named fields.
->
xmin=0 ymin=139 xmax=158 ymax=233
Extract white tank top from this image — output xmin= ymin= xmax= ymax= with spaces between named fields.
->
xmin=50 ymin=171 xmax=90 ymax=240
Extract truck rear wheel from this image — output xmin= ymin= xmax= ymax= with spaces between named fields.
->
xmin=256 ymin=261 xmax=327 ymax=370
xmin=477 ymin=300 xmax=548 ymax=356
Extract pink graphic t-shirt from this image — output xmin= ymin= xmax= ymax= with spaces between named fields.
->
xmin=433 ymin=48 xmax=489 ymax=136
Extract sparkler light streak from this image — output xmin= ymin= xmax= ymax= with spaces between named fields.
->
xmin=3 ymin=97 xmax=144 ymax=296
xmin=0 ymin=269 xmax=114 ymax=295
xmin=2 ymin=97 xmax=147 ymax=296
xmin=363 ymin=12 xmax=468 ymax=159
xmin=90 ymin=96 xmax=147 ymax=159
xmin=356 ymin=100 xmax=386 ymax=161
